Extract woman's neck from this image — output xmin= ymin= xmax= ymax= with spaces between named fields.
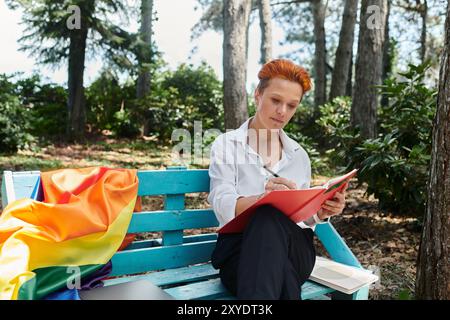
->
xmin=248 ymin=116 xmax=280 ymax=143
xmin=248 ymin=116 xmax=282 ymax=163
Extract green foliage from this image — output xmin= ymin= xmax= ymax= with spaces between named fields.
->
xmin=0 ymin=75 xmax=35 ymax=153
xmin=316 ymin=96 xmax=362 ymax=168
xmin=397 ymin=289 xmax=414 ymax=300
xmin=378 ymin=63 xmax=436 ymax=150
xmin=85 ymin=70 xmax=136 ymax=136
xmin=15 ymin=74 xmax=67 ymax=138
xmin=162 ymin=62 xmax=224 ymax=130
xmin=316 ymin=63 xmax=437 ymax=216
xmin=284 ymin=120 xmax=331 ymax=176
xmin=354 ymin=133 xmax=431 ymax=215
xmin=85 ymin=62 xmax=224 ymax=141
xmin=139 ymin=62 xmax=224 ymax=141
xmin=356 ymin=63 xmax=436 ymax=216
xmin=9 ymin=0 xmax=137 ymax=68
xmin=111 ymin=107 xmax=141 ymax=138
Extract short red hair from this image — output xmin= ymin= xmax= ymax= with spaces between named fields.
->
xmin=256 ymin=59 xmax=312 ymax=94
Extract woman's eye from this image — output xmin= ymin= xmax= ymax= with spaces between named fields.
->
xmin=271 ymin=98 xmax=280 ymax=104
xmin=289 ymin=105 xmax=296 ymax=109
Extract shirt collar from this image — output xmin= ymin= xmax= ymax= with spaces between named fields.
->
xmin=230 ymin=117 xmax=302 ymax=157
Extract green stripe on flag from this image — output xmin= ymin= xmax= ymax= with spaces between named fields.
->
xmin=18 ymin=264 xmax=105 ymax=300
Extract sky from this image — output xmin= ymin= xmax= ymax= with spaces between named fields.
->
xmin=0 ymin=0 xmax=294 ymax=91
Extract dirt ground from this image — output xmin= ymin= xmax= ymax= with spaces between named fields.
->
xmin=0 ymin=139 xmax=422 ymax=300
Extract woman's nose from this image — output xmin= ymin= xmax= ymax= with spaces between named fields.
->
xmin=276 ymin=104 xmax=287 ymax=116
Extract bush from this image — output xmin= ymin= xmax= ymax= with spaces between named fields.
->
xmin=0 ymin=75 xmax=34 ymax=153
xmin=354 ymin=63 xmax=436 ymax=216
xmin=378 ymin=63 xmax=436 ymax=151
xmin=316 ymin=96 xmax=362 ymax=168
xmin=316 ymin=63 xmax=437 ymax=216
xmin=354 ymin=134 xmax=430 ymax=215
xmin=110 ymin=107 xmax=141 ymax=138
xmin=138 ymin=63 xmax=224 ymax=142
xmin=86 ymin=70 xmax=137 ymax=137
xmin=283 ymin=120 xmax=331 ymax=175
xmin=16 ymin=75 xmax=67 ymax=138
xmin=161 ymin=62 xmax=224 ymax=130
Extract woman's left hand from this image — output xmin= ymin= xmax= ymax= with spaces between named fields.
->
xmin=317 ymin=182 xmax=348 ymax=220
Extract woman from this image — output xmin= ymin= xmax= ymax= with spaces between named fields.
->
xmin=207 ymin=59 xmax=348 ymax=300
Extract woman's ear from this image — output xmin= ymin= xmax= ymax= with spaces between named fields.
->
xmin=254 ymin=89 xmax=261 ymax=107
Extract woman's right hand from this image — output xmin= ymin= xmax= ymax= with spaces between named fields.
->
xmin=265 ymin=177 xmax=297 ymax=192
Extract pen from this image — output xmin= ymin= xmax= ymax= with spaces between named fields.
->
xmin=263 ymin=164 xmax=280 ymax=178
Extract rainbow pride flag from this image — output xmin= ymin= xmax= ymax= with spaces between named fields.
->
xmin=0 ymin=167 xmax=138 ymax=300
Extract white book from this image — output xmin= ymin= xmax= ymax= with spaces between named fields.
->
xmin=309 ymin=256 xmax=379 ymax=295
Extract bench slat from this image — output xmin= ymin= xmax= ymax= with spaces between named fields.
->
xmin=111 ymin=240 xmax=216 ymax=276
xmin=163 ymin=277 xmax=335 ymax=300
xmin=163 ymin=191 xmax=185 ymax=245
xmin=127 ymin=209 xmax=219 ymax=233
xmin=105 ymin=262 xmax=336 ymax=300
xmin=165 ymin=278 xmax=229 ymax=300
xmin=104 ymin=263 xmax=219 ymax=287
xmin=124 ymin=234 xmax=218 ymax=251
xmin=301 ymin=280 xmax=336 ymax=299
xmin=137 ymin=170 xmax=210 ymax=196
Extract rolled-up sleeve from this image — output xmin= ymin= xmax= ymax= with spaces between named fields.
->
xmin=207 ymin=139 xmax=241 ymax=227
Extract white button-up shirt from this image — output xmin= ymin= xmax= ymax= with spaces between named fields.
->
xmin=207 ymin=117 xmax=328 ymax=231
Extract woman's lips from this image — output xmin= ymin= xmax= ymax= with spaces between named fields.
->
xmin=270 ymin=117 xmax=284 ymax=124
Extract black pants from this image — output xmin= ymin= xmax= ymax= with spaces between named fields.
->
xmin=211 ymin=205 xmax=316 ymax=300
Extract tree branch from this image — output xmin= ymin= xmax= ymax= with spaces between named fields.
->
xmin=270 ymin=0 xmax=313 ymax=7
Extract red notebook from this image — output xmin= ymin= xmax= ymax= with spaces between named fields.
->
xmin=218 ymin=169 xmax=358 ymax=234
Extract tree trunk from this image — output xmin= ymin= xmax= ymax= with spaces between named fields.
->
xmin=351 ymin=0 xmax=388 ymax=139
xmin=137 ymin=0 xmax=153 ymax=136
xmin=223 ymin=0 xmax=251 ymax=129
xmin=67 ymin=25 xmax=88 ymax=142
xmin=312 ymin=0 xmax=327 ymax=109
xmin=330 ymin=0 xmax=358 ymax=101
xmin=381 ymin=0 xmax=391 ymax=107
xmin=258 ymin=0 xmax=272 ymax=64
xmin=415 ymin=0 xmax=450 ymax=300
xmin=137 ymin=0 xmax=153 ymax=99
xmin=419 ymin=0 xmax=428 ymax=63
xmin=346 ymin=49 xmax=354 ymax=97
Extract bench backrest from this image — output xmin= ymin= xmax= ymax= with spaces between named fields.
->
xmin=1 ymin=167 xmax=363 ymax=279
xmin=113 ymin=167 xmax=219 ymax=277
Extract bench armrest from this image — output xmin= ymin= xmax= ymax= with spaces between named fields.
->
xmin=314 ymin=222 xmax=362 ymax=268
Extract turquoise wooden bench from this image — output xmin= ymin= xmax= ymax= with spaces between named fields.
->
xmin=1 ymin=167 xmax=370 ymax=300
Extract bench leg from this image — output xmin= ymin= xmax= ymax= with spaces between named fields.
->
xmin=331 ymin=285 xmax=369 ymax=300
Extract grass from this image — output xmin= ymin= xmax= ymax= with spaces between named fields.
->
xmin=0 ymin=154 xmax=64 ymax=172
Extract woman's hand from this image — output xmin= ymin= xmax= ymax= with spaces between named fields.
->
xmin=317 ymin=182 xmax=348 ymax=220
xmin=237 ymin=178 xmax=297 ymax=216
xmin=265 ymin=177 xmax=297 ymax=192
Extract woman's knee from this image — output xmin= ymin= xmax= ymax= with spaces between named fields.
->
xmin=251 ymin=205 xmax=293 ymax=225
xmin=244 ymin=205 xmax=292 ymax=236
xmin=248 ymin=205 xmax=282 ymax=225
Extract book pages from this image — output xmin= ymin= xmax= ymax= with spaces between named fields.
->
xmin=309 ymin=256 xmax=379 ymax=295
